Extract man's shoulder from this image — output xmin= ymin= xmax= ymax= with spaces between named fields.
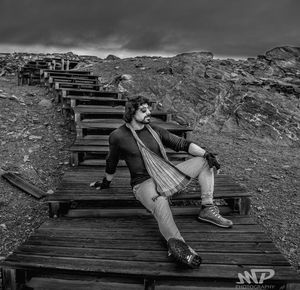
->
xmin=109 ymin=124 xmax=128 ymax=141
xmin=150 ymin=123 xmax=166 ymax=134
xmin=149 ymin=123 xmax=162 ymax=131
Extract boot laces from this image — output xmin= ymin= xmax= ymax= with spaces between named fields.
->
xmin=210 ymin=206 xmax=221 ymax=218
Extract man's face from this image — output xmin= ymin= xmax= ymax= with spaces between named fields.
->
xmin=133 ymin=103 xmax=152 ymax=124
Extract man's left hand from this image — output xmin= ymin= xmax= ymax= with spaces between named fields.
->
xmin=203 ymin=152 xmax=221 ymax=171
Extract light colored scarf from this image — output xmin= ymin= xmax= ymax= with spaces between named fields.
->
xmin=126 ymin=123 xmax=191 ymax=197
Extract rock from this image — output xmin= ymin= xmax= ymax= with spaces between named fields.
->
xmin=106 ymin=54 xmax=120 ymax=60
xmin=23 ymin=155 xmax=29 ymax=162
xmin=120 ymin=74 xmax=132 ymax=81
xmin=28 ymin=135 xmax=43 ymax=140
xmin=38 ymin=99 xmax=52 ymax=108
xmin=271 ymin=175 xmax=281 ymax=180
xmin=0 ymin=223 xmax=7 ymax=230
xmin=265 ymin=46 xmax=300 ymax=61
xmin=282 ymin=165 xmax=291 ymax=169
xmin=157 ymin=67 xmax=173 ymax=75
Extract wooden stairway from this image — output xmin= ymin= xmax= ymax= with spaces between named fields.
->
xmin=2 ymin=59 xmax=299 ymax=290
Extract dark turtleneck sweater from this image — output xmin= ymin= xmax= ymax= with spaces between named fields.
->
xmin=106 ymin=123 xmax=191 ymax=187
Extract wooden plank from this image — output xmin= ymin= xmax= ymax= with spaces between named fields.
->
xmin=73 ymin=106 xmax=170 ymax=122
xmin=79 ymin=159 xmax=128 ymax=166
xmin=47 ymin=167 xmax=249 ymax=204
xmin=3 ymin=254 xmax=299 ymax=281
xmin=55 ymin=83 xmax=103 ymax=90
xmin=40 ymin=215 xmax=257 ymax=226
xmin=26 ymin=277 xmax=144 ymax=290
xmin=76 ymin=119 xmax=192 ymax=132
xmin=28 ymin=229 xmax=273 ymax=242
xmin=15 ymin=245 xmax=290 ymax=266
xmin=43 ymin=70 xmax=91 ymax=77
xmin=73 ymin=106 xmax=169 ymax=115
xmin=62 ymin=88 xmax=118 ymax=97
xmin=67 ymin=97 xmax=127 ymax=107
xmin=24 ymin=238 xmax=280 ymax=254
xmin=39 ymin=223 xmax=262 ymax=233
xmin=47 ymin=193 xmax=247 ymax=202
xmin=2 ymin=172 xmax=46 ymax=199
xmin=49 ymin=76 xmax=99 ymax=85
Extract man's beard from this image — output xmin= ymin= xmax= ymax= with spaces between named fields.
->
xmin=139 ymin=116 xmax=151 ymax=124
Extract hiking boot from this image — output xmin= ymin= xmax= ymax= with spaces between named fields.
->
xmin=198 ymin=205 xmax=233 ymax=228
xmin=167 ymin=238 xmax=202 ymax=269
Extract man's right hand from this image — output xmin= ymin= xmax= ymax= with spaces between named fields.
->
xmin=90 ymin=177 xmax=111 ymax=190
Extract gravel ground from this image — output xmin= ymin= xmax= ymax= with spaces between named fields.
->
xmin=0 ymin=75 xmax=75 ymax=256
xmin=0 ymin=75 xmax=299 ymax=275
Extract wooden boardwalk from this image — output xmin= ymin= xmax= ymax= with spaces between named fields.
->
xmin=1 ymin=59 xmax=299 ymax=290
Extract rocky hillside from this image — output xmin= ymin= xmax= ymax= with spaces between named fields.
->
xmin=81 ymin=46 xmax=300 ymax=146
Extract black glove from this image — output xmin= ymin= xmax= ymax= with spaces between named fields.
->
xmin=203 ymin=152 xmax=220 ymax=170
xmin=90 ymin=177 xmax=111 ymax=190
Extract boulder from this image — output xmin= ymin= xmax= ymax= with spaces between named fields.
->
xmin=106 ymin=54 xmax=120 ymax=60
xmin=38 ymin=99 xmax=52 ymax=108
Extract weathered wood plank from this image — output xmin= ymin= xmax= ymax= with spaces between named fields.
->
xmin=43 ymin=70 xmax=91 ymax=76
xmin=28 ymin=230 xmax=273 ymax=242
xmin=16 ymin=245 xmax=290 ymax=266
xmin=39 ymin=223 xmax=262 ymax=233
xmin=3 ymin=255 xmax=299 ymax=280
xmin=24 ymin=238 xmax=280 ymax=254
xmin=55 ymin=82 xmax=102 ymax=90
xmin=26 ymin=277 xmax=144 ymax=290
xmin=52 ymin=77 xmax=99 ymax=83
xmin=76 ymin=119 xmax=193 ymax=132
xmin=62 ymin=89 xmax=119 ymax=97
xmin=2 ymin=172 xmax=46 ymax=199
xmin=39 ymin=215 xmax=256 ymax=227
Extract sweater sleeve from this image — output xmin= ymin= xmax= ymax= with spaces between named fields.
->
xmin=153 ymin=125 xmax=191 ymax=152
xmin=105 ymin=132 xmax=120 ymax=174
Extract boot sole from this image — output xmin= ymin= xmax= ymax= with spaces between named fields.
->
xmin=198 ymin=217 xmax=233 ymax=228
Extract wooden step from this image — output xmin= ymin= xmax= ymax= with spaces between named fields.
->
xmin=2 ymin=215 xmax=299 ymax=289
xmin=46 ymin=166 xmax=250 ymax=217
xmin=50 ymin=76 xmax=99 ymax=84
xmin=27 ymin=61 xmax=48 ymax=65
xmin=58 ymin=90 xmax=120 ymax=107
xmin=21 ymin=64 xmax=49 ymax=70
xmin=42 ymin=69 xmax=91 ymax=77
xmin=75 ymin=118 xmax=192 ymax=138
xmin=65 ymin=206 xmax=233 ymax=218
xmin=64 ymin=96 xmax=136 ymax=109
xmin=73 ymin=105 xmax=171 ymax=122
xmin=26 ymin=277 xmax=144 ymax=290
xmin=61 ymin=88 xmax=119 ymax=98
xmin=55 ymin=82 xmax=103 ymax=91
xmin=48 ymin=168 xmax=249 ymax=201
xmin=48 ymin=75 xmax=99 ymax=86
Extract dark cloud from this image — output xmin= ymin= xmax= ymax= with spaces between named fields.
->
xmin=0 ymin=0 xmax=299 ymax=57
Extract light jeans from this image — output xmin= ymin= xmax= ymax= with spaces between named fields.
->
xmin=132 ymin=157 xmax=214 ymax=241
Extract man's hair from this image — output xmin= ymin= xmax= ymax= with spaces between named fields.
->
xmin=123 ymin=95 xmax=151 ymax=123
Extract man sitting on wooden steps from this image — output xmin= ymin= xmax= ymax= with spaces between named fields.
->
xmin=90 ymin=95 xmax=233 ymax=269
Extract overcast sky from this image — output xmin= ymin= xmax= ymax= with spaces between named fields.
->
xmin=0 ymin=0 xmax=299 ymax=59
